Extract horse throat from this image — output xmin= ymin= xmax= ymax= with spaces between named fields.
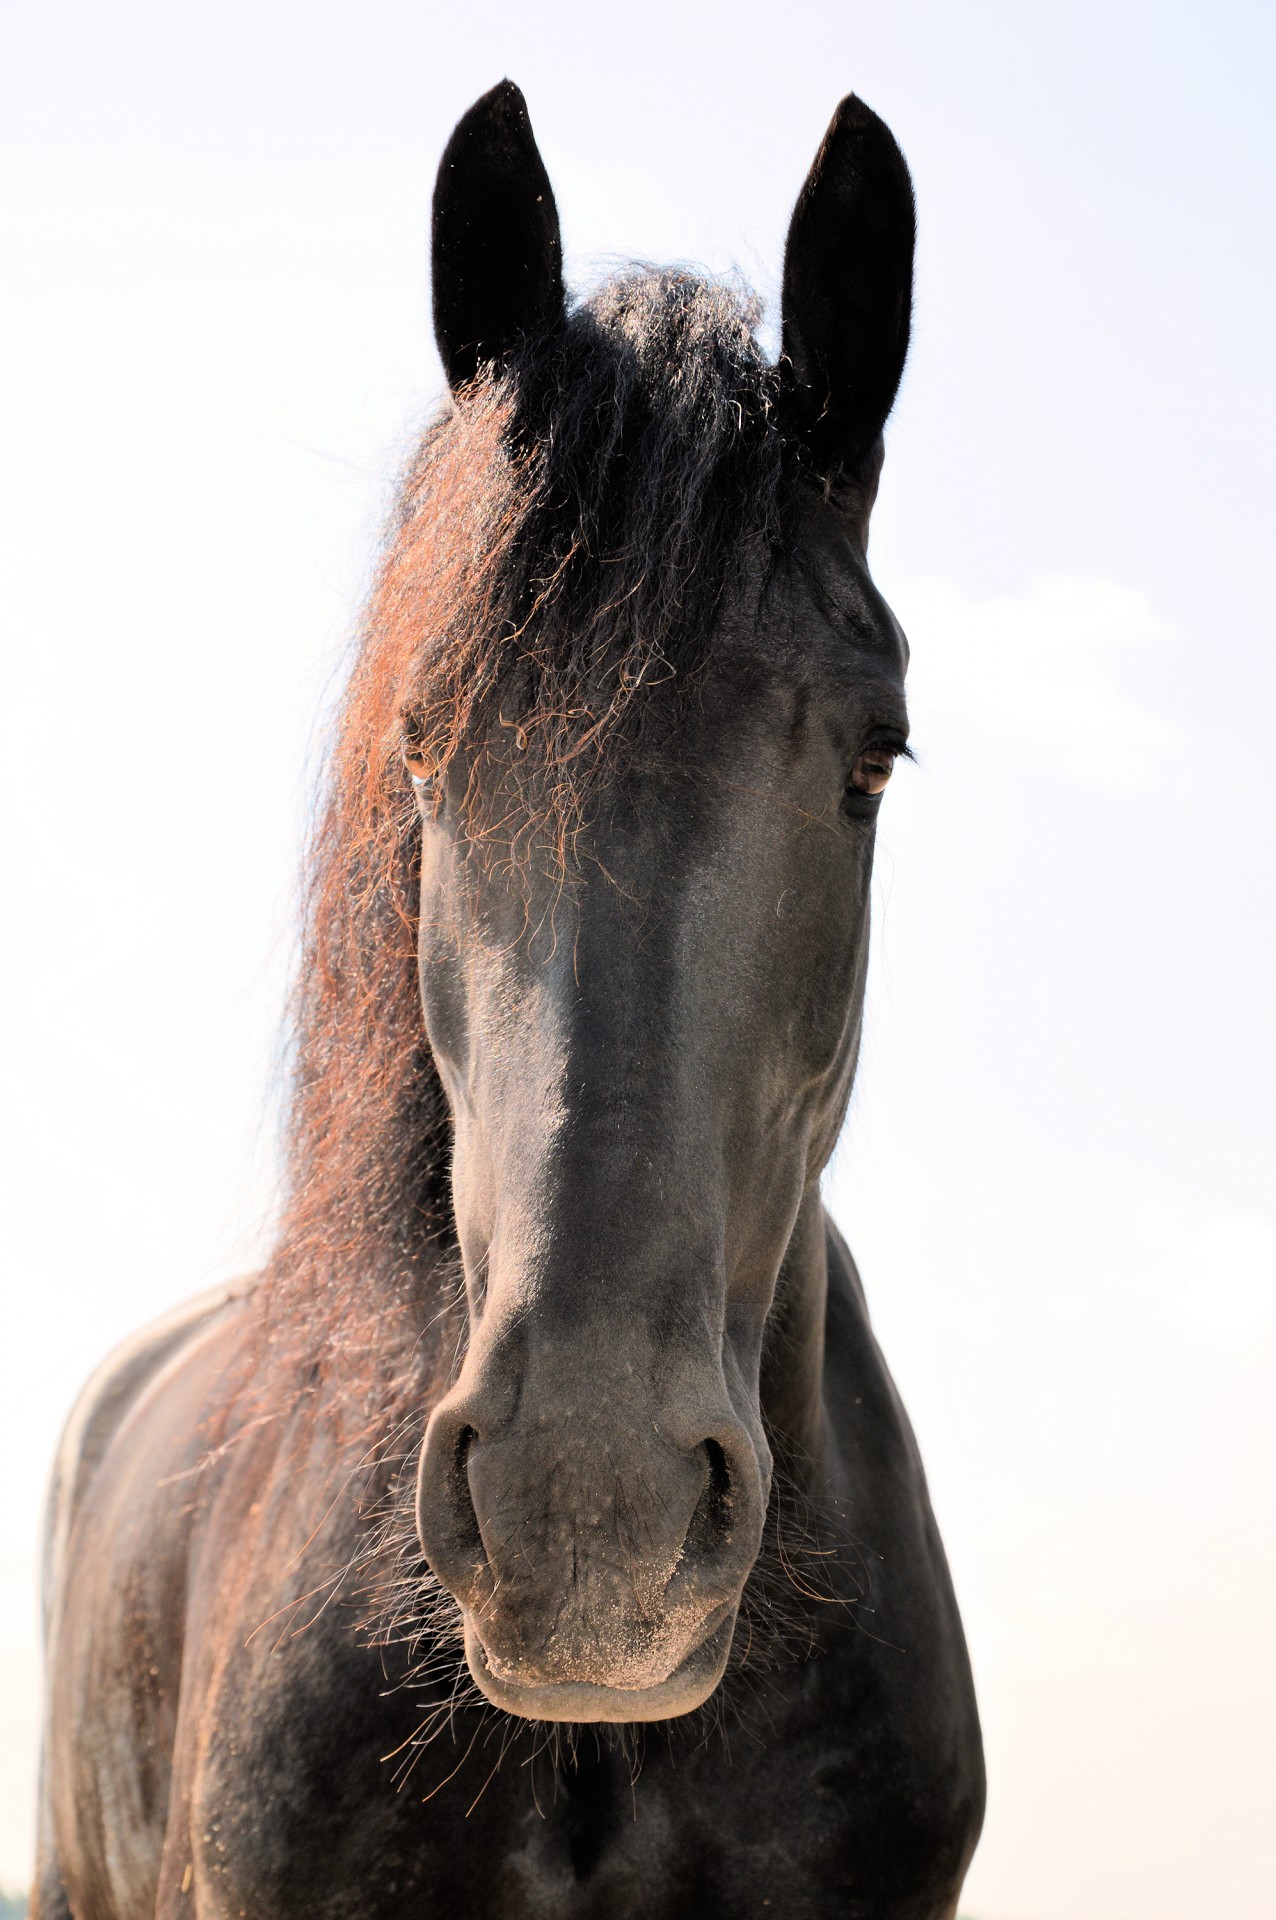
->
xmin=758 ymin=1184 xmax=833 ymax=1482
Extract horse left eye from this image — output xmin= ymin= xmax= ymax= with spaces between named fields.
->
xmin=849 ymin=750 xmax=896 ymax=797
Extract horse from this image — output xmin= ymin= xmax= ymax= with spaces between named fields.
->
xmin=33 ymin=80 xmax=984 ymax=1920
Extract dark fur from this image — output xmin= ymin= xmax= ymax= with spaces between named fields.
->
xmin=34 ymin=82 xmax=984 ymax=1919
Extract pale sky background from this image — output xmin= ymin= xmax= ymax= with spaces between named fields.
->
xmin=2 ymin=3 xmax=1274 ymax=1915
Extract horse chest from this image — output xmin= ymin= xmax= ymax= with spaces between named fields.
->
xmin=188 ymin=1627 xmax=975 ymax=1920
xmin=193 ymin=1742 xmax=909 ymax=1920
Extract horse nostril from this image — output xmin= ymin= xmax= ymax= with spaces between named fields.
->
xmin=685 ymin=1435 xmax=736 ymax=1559
xmin=416 ymin=1411 xmax=492 ymax=1609
xmin=705 ymin=1437 xmax=731 ymax=1517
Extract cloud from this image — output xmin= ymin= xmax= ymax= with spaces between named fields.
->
xmin=1173 ymin=1211 xmax=1276 ymax=1337
xmin=893 ymin=574 xmax=1178 ymax=790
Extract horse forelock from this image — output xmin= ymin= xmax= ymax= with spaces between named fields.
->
xmin=401 ymin=266 xmax=788 ymax=857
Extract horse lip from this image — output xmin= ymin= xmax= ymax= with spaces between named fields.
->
xmin=463 ymin=1606 xmax=737 ymax=1723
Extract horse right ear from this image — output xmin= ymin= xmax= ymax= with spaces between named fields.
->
xmin=432 ymin=80 xmax=565 ymax=393
xmin=779 ymin=95 xmax=916 ymax=489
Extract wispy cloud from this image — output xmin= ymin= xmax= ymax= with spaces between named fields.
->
xmin=894 ymin=575 xmax=1178 ymax=790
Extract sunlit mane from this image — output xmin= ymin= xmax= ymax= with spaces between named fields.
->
xmin=262 ymin=269 xmax=793 ymax=1376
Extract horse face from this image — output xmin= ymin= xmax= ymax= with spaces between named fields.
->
xmin=413 ymin=80 xmax=914 ymax=1720
xmin=412 ymin=505 xmax=908 ymax=1720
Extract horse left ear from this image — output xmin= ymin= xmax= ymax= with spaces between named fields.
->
xmin=432 ymin=80 xmax=565 ymax=392
xmin=779 ymin=95 xmax=916 ymax=487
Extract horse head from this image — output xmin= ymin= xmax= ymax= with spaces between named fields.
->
xmin=411 ymin=81 xmax=914 ymax=1722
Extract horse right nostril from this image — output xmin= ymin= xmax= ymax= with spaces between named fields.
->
xmin=416 ymin=1411 xmax=492 ymax=1609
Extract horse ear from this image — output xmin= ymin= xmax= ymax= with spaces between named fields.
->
xmin=432 ymin=80 xmax=565 ymax=392
xmin=779 ymin=95 xmax=916 ymax=485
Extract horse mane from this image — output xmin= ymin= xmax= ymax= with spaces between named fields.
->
xmin=260 ymin=268 xmax=794 ymax=1391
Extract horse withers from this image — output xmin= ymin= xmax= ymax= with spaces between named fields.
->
xmin=34 ymin=81 xmax=984 ymax=1919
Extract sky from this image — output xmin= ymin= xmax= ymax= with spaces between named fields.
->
xmin=2 ymin=2 xmax=1274 ymax=1914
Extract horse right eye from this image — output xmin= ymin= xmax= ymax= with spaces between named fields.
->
xmin=402 ymin=744 xmax=437 ymax=791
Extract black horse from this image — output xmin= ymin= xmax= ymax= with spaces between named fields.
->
xmin=35 ymin=82 xmax=984 ymax=1919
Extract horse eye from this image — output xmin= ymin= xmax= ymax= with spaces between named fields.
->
xmin=849 ymin=749 xmax=897 ymax=797
xmin=402 ymin=742 xmax=436 ymax=791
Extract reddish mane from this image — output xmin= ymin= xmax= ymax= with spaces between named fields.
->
xmin=259 ymin=270 xmax=790 ymax=1397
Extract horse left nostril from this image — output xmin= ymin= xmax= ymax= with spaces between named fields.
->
xmin=705 ymin=1436 xmax=731 ymax=1514
xmin=684 ymin=1434 xmax=738 ymax=1561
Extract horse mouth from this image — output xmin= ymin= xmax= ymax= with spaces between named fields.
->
xmin=462 ymin=1605 xmax=738 ymax=1723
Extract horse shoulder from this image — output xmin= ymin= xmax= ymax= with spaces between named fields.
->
xmin=36 ymin=1279 xmax=257 ymax=1920
xmin=42 ymin=1276 xmax=256 ymax=1633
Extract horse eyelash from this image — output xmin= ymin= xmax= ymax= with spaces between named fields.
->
xmin=860 ymin=735 xmax=915 ymax=765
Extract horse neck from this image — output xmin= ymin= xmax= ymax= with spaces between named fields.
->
xmin=759 ymin=1183 xmax=831 ymax=1486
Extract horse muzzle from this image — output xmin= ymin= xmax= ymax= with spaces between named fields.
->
xmin=415 ymin=1373 xmax=769 ymax=1721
